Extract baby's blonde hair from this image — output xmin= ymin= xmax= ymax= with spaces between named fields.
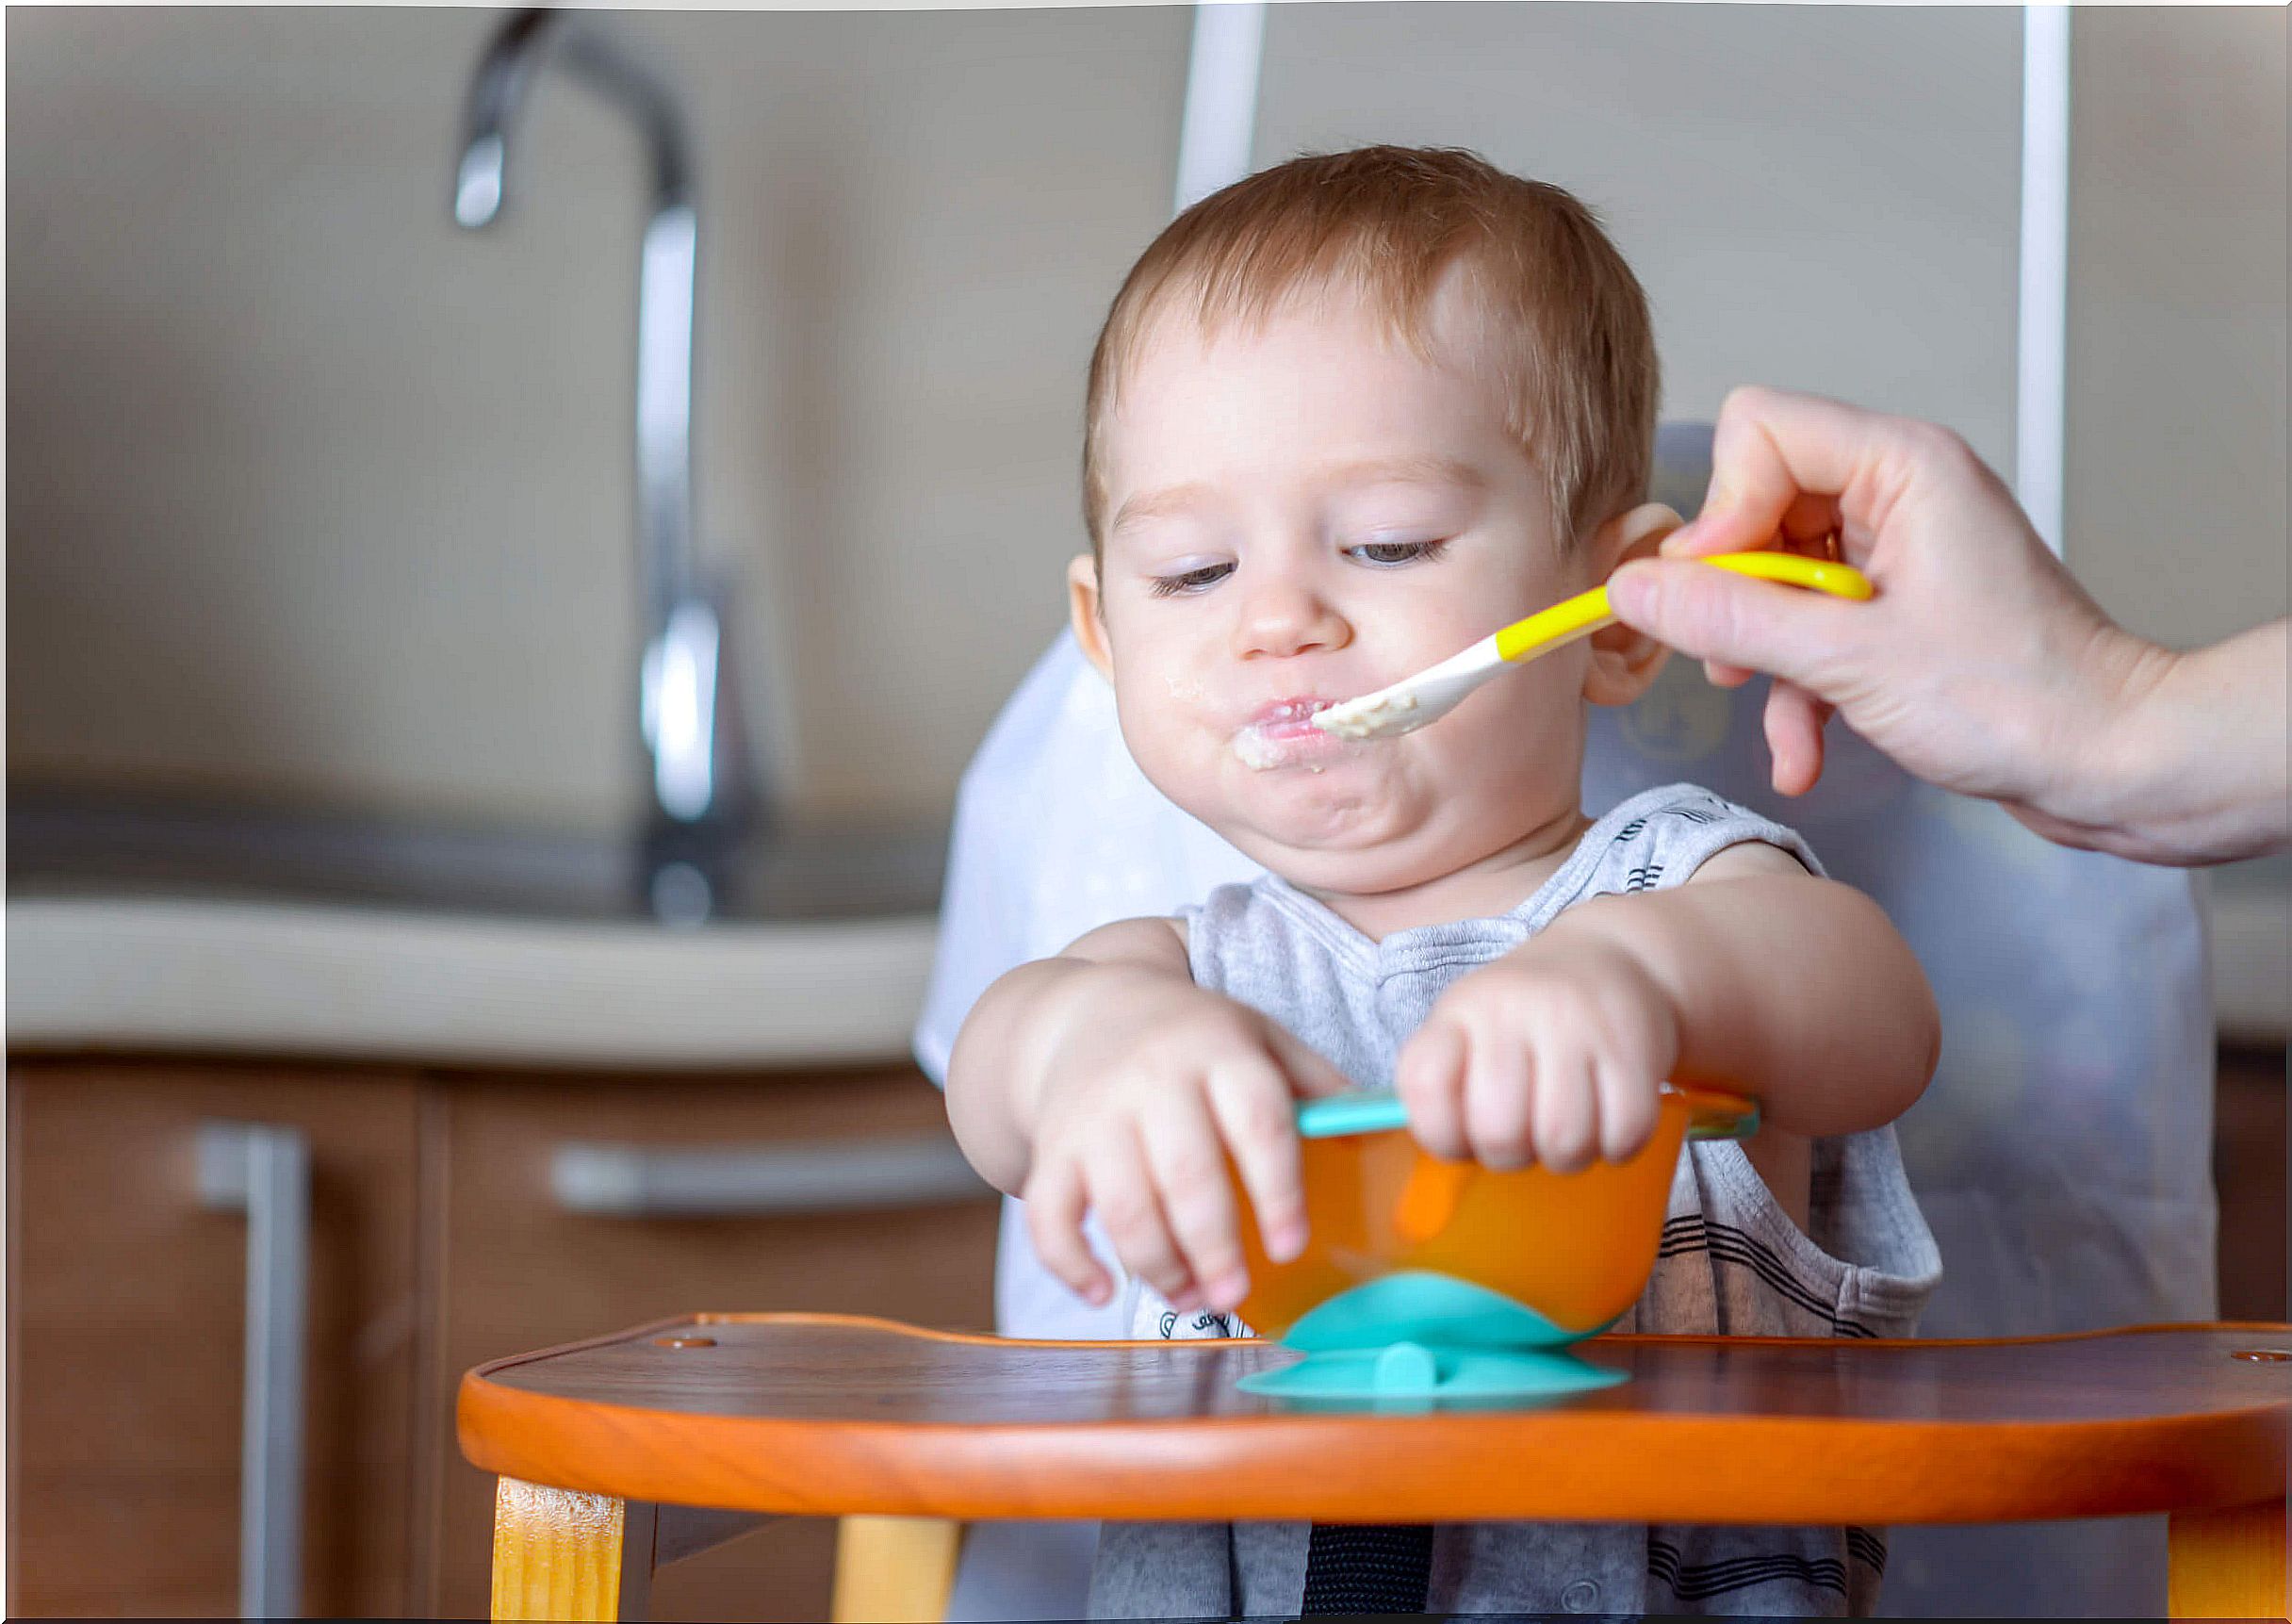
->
xmin=1083 ymin=146 xmax=1658 ymax=555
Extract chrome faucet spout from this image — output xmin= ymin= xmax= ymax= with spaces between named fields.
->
xmin=452 ymin=8 xmax=749 ymax=915
xmin=455 ymin=10 xmax=691 ymax=227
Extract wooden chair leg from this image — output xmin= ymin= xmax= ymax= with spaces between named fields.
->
xmin=2168 ymin=1500 xmax=2287 ymax=1620
xmin=831 ymin=1516 xmax=964 ymax=1624
xmin=491 ymin=1477 xmax=656 ymax=1622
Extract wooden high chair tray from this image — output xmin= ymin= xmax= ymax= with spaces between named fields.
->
xmin=458 ymin=1314 xmax=2289 ymax=1527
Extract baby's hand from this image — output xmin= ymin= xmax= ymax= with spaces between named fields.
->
xmin=1395 ymin=938 xmax=1680 ymax=1173
xmin=1023 ymin=974 xmax=1353 ymax=1315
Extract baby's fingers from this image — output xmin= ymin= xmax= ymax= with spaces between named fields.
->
xmin=1531 ymin=1047 xmax=1600 ymax=1173
xmin=1206 ymin=1060 xmax=1310 ymax=1267
xmin=1594 ymin=1047 xmax=1662 ymax=1165
xmin=1463 ymin=1025 xmax=1536 ymax=1171
xmin=1088 ymin=1126 xmax=1201 ymax=1312
xmin=1023 ymin=1159 xmax=1112 ymax=1307
xmin=1396 ymin=1021 xmax=1469 ymax=1161
xmin=1138 ymin=1091 xmax=1252 ymax=1312
xmin=1265 ymin=1025 xmax=1356 ymax=1101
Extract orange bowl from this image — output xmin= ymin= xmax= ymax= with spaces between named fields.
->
xmin=1230 ymin=1086 xmax=1754 ymax=1342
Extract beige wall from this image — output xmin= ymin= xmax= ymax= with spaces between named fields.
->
xmin=1258 ymin=3 xmax=2026 ymax=460
xmin=2067 ymin=6 xmax=2286 ymax=651
xmin=9 ymin=5 xmax=2284 ymax=836
xmin=8 ymin=4 xmax=1190 ymax=832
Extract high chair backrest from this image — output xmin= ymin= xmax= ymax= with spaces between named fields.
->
xmin=912 ymin=425 xmax=2217 ymax=1619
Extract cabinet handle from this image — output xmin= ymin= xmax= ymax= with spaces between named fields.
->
xmin=550 ymin=1133 xmax=991 ymax=1218
xmin=196 ymin=1120 xmax=310 ymax=1619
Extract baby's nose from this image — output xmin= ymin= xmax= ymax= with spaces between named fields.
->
xmin=1235 ymin=579 xmax=1351 ymax=658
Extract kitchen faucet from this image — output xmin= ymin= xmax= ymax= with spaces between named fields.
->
xmin=452 ymin=8 xmax=748 ymax=921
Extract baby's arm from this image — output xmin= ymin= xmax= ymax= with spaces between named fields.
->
xmin=946 ymin=916 xmax=1351 ymax=1311
xmin=1549 ymin=842 xmax=1938 ymax=1135
xmin=1398 ymin=842 xmax=1938 ymax=1173
xmin=945 ymin=915 xmax=1194 ymax=1194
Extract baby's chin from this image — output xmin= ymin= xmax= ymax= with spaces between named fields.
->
xmin=1183 ymin=776 xmax=1461 ymax=887
xmin=1174 ymin=752 xmax=1580 ymax=893
xmin=1224 ymin=821 xmax=1488 ymax=900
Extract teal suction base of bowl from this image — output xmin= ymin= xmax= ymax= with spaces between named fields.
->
xmin=1236 ymin=1271 xmax=1626 ymax=1404
xmin=1236 ymin=1340 xmax=1625 ymax=1402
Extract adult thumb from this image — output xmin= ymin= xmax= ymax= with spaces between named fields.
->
xmin=1607 ymin=557 xmax=1839 ymax=691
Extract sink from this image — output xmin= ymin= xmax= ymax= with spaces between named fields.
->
xmin=7 ymin=793 xmax=948 ymax=925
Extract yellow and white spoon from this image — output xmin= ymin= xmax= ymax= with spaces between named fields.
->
xmin=1311 ymin=550 xmax=1873 ymax=743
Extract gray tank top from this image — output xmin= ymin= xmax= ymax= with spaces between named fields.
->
xmin=1090 ymin=783 xmax=1941 ymax=1618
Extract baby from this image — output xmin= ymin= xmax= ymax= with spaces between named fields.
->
xmin=946 ymin=146 xmax=1941 ymax=1617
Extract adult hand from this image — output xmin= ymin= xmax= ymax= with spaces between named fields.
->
xmin=1606 ymin=386 xmax=2288 ymax=865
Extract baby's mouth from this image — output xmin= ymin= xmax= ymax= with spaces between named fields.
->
xmin=1231 ymin=697 xmax=1350 ymax=771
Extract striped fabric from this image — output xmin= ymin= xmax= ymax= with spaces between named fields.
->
xmin=1659 ymin=1215 xmax=1883 ymax=1337
xmin=1645 ymin=1526 xmax=1888 ymax=1603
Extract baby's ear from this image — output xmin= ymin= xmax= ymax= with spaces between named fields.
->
xmin=1582 ymin=502 xmax=1679 ymax=707
xmin=1067 ymin=553 xmax=1116 ymax=681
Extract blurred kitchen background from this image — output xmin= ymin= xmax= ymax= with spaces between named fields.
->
xmin=7 ymin=4 xmax=2285 ymax=1619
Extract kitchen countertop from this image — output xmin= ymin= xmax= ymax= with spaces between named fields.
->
xmin=8 ymin=792 xmax=2281 ymax=1067
xmin=11 ymin=882 xmax=2280 ymax=1070
xmin=6 ymin=895 xmax=941 ymax=1069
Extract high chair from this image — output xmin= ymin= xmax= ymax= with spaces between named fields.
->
xmin=460 ymin=1313 xmax=2289 ymax=1621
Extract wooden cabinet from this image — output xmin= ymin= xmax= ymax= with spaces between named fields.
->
xmin=421 ymin=1068 xmax=998 ymax=1620
xmin=7 ymin=1058 xmax=997 ymax=1620
xmin=6 ymin=1061 xmax=425 ymax=1617
xmin=24 ymin=1045 xmax=2267 ymax=1617
xmin=2215 ymin=1042 xmax=2288 ymax=1323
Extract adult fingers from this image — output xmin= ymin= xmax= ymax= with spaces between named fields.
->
xmin=1606 ymin=558 xmax=1860 ymax=699
xmin=1777 ymin=490 xmax=1844 ymax=550
xmin=1675 ymin=385 xmax=1923 ymax=564
xmin=1763 ymin=679 xmax=1836 ymax=797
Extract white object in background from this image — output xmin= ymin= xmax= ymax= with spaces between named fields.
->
xmin=931 ymin=21 xmax=1275 ymax=1600
xmin=2016 ymin=3 xmax=2071 ymax=556
xmin=1173 ymin=2 xmax=1265 ymax=213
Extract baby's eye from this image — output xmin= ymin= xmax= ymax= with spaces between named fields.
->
xmin=1149 ymin=561 xmax=1236 ymax=598
xmin=1347 ymin=539 xmax=1450 ymax=567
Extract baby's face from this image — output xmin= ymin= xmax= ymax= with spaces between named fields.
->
xmin=1077 ymin=280 xmax=1605 ymax=895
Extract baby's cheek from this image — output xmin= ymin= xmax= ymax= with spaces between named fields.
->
xmin=1161 ymin=670 xmax=1209 ymax=706
xmin=1115 ymin=705 xmax=1218 ymax=811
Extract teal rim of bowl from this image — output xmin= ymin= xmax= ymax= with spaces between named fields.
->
xmin=1297 ymin=1090 xmax=1412 ymax=1140
xmin=1297 ymin=1087 xmax=1760 ymax=1142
